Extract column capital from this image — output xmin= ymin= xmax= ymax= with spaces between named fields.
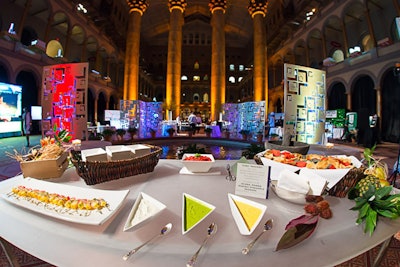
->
xmin=126 ymin=0 xmax=148 ymax=15
xmin=209 ymin=0 xmax=226 ymax=14
xmin=168 ymin=0 xmax=187 ymax=12
xmin=248 ymin=0 xmax=268 ymax=18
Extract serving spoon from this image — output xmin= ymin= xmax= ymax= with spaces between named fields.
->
xmin=241 ymin=219 xmax=273 ymax=255
xmin=186 ymin=222 xmax=217 ymax=267
xmin=123 ymin=223 xmax=172 ymax=260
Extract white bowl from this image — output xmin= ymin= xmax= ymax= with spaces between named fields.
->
xmin=181 ymin=154 xmax=215 ymax=173
xmin=182 ymin=193 xmax=215 ymax=235
xmin=123 ymin=192 xmax=166 ymax=231
xmin=228 ymin=193 xmax=267 ymax=235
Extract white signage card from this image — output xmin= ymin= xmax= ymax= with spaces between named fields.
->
xmin=235 ymin=163 xmax=270 ymax=199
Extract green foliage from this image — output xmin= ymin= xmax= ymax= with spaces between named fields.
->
xmin=116 ymin=128 xmax=126 ymax=136
xmin=239 ymin=129 xmax=250 ymax=135
xmin=166 ymin=127 xmax=175 ymax=134
xmin=350 ymin=185 xmax=400 ymax=236
xmin=127 ymin=127 xmax=138 ymax=134
xmin=204 ymin=127 xmax=213 ymax=133
xmin=177 ymin=144 xmax=206 ymax=159
xmin=102 ymin=128 xmax=115 ymax=136
xmin=363 ymin=144 xmax=377 ymax=167
xmin=52 ymin=124 xmax=72 ymax=144
xmin=241 ymin=144 xmax=264 ymax=159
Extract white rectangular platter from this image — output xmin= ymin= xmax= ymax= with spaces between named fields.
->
xmin=2 ymin=178 xmax=129 ymax=225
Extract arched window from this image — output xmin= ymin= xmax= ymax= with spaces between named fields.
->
xmin=181 ymin=75 xmax=188 ymax=81
xmin=203 ymin=93 xmax=209 ymax=103
xmin=229 ymin=76 xmax=235 ymax=83
xmin=193 ymin=93 xmax=200 ymax=102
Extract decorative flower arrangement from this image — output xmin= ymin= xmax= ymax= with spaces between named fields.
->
xmin=275 ymin=196 xmax=333 ymax=251
xmin=347 ymin=146 xmax=400 ymax=236
xmin=9 ymin=125 xmax=72 ymax=162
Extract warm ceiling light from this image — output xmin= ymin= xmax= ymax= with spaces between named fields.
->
xmin=77 ymin=3 xmax=88 ymax=14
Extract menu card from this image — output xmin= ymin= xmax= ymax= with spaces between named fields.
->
xmin=235 ymin=163 xmax=271 ymax=199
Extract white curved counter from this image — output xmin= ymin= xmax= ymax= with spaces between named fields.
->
xmin=0 ymin=160 xmax=399 ymax=267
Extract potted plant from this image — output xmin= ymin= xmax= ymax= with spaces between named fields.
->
xmin=149 ymin=128 xmax=157 ymax=138
xmin=241 ymin=144 xmax=265 ymax=159
xmin=223 ymin=128 xmax=230 ymax=139
xmin=256 ymin=130 xmax=264 ymax=143
xmin=127 ymin=127 xmax=138 ymax=140
xmin=166 ymin=127 xmax=175 ymax=137
xmin=102 ymin=128 xmax=115 ymax=142
xmin=239 ymin=129 xmax=250 ymax=141
xmin=204 ymin=127 xmax=213 ymax=137
xmin=116 ymin=128 xmax=126 ymax=140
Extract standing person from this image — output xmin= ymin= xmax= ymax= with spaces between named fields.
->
xmin=22 ymin=107 xmax=32 ymax=147
xmin=196 ymin=112 xmax=202 ymax=133
xmin=188 ymin=111 xmax=197 ymax=135
xmin=176 ymin=115 xmax=181 ymax=133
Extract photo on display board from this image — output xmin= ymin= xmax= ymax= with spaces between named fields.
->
xmin=288 ymin=81 xmax=298 ymax=94
xmin=287 ymin=67 xmax=295 ymax=79
xmin=306 ymin=97 xmax=315 ymax=109
xmin=307 ymin=110 xmax=317 ymax=122
xmin=305 ymin=122 xmax=315 ymax=134
xmin=298 ymin=70 xmax=308 ymax=83
xmin=297 ymin=134 xmax=306 ymax=142
xmin=297 ymin=108 xmax=307 ymax=119
xmin=296 ymin=121 xmax=305 ymax=133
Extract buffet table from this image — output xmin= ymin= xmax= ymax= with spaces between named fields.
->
xmin=0 ymin=160 xmax=399 ymax=267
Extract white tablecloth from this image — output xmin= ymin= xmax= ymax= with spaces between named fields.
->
xmin=333 ymin=128 xmax=344 ymax=139
xmin=206 ymin=125 xmax=221 ymax=137
xmin=0 ymin=160 xmax=399 ymax=267
xmin=269 ymin=127 xmax=283 ymax=137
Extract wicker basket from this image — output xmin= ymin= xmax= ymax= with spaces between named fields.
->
xmin=70 ymin=145 xmax=162 ymax=185
xmin=328 ymin=166 xmax=366 ymax=198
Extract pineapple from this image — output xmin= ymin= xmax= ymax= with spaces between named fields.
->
xmin=356 ymin=175 xmax=381 ymax=197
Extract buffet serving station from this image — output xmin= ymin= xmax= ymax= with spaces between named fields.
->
xmin=0 ymin=159 xmax=399 ymax=267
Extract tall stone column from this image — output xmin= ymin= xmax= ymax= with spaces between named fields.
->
xmin=209 ymin=0 xmax=226 ymax=122
xmin=64 ymin=27 xmax=72 ymax=58
xmin=364 ymin=7 xmax=376 ymax=47
xmin=346 ymin=91 xmax=352 ymax=111
xmin=375 ymin=86 xmax=382 ymax=121
xmin=94 ymin=95 xmax=98 ymax=124
xmin=393 ymin=0 xmax=400 ymax=16
xmin=166 ymin=0 xmax=186 ymax=120
xmin=340 ymin=19 xmax=349 ymax=58
xmin=44 ymin=14 xmax=54 ymax=43
xmin=124 ymin=0 xmax=148 ymax=100
xmin=248 ymin=0 xmax=268 ymax=104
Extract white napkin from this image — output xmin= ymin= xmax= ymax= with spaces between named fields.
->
xmin=277 ymin=169 xmax=327 ymax=196
xmin=298 ymin=168 xmax=328 ymax=196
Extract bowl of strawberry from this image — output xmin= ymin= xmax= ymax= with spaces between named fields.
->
xmin=181 ymin=153 xmax=215 ymax=173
